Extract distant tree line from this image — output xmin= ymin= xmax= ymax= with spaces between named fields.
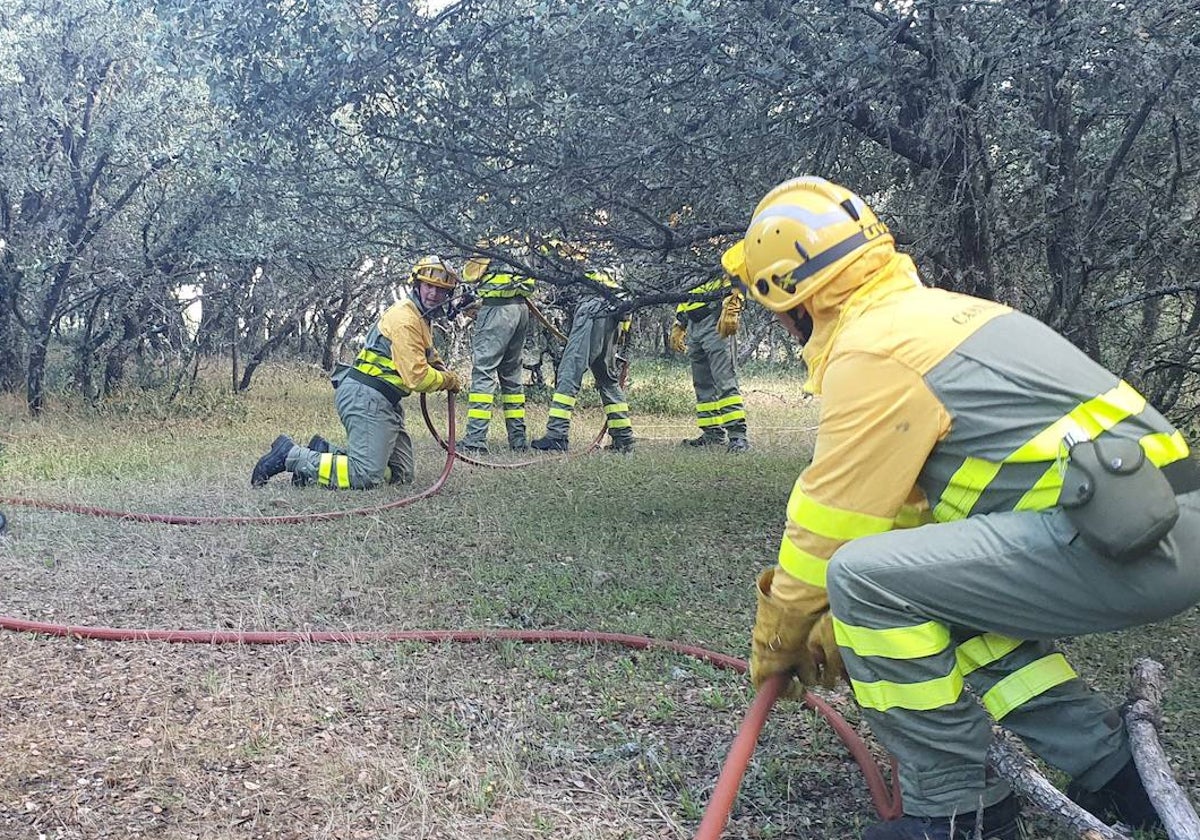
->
xmin=1 ymin=0 xmax=1197 ymax=423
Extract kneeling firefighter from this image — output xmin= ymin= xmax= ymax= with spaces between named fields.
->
xmin=251 ymin=255 xmax=463 ymax=489
xmin=725 ymin=176 xmax=1200 ymax=839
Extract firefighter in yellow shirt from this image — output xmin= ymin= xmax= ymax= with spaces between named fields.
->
xmin=251 ymin=256 xmax=462 ymax=489
xmin=725 ymin=177 xmax=1200 ymax=839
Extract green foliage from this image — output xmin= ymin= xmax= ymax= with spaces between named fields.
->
xmin=2 ymin=0 xmax=1198 ymax=424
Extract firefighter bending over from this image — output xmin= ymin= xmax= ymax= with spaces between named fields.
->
xmin=530 ymin=270 xmax=635 ymax=454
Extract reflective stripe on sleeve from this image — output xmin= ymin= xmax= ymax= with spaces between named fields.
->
xmin=778 ymin=535 xmax=829 ymax=588
xmin=787 ymin=486 xmax=894 ymax=542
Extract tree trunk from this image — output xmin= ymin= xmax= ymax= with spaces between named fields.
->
xmin=25 ymin=334 xmax=49 ymax=416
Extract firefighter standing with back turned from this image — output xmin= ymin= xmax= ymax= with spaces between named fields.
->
xmin=724 ymin=176 xmax=1200 ymax=839
xmin=250 ymin=255 xmax=462 ymax=489
xmin=457 ymin=247 xmax=535 ymax=455
xmin=670 ymin=274 xmax=750 ymax=452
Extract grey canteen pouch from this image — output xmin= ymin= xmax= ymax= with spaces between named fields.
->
xmin=1058 ymin=434 xmax=1179 ymax=561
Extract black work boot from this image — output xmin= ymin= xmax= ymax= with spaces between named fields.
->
xmin=530 ymin=435 xmax=569 ymax=452
xmin=251 ymin=435 xmax=295 ymax=487
xmin=1068 ymin=759 xmax=1161 ymax=831
xmin=681 ymin=432 xmax=726 ymax=448
xmin=456 ymin=440 xmax=490 ymax=455
xmin=292 ymin=435 xmax=331 ymax=486
xmin=727 ymin=437 xmax=750 ymax=453
xmin=863 ymin=795 xmax=1020 ymax=840
xmin=605 ymin=435 xmax=635 ymax=454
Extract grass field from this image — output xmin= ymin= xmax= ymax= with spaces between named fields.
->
xmin=0 ymin=358 xmax=1195 ymax=839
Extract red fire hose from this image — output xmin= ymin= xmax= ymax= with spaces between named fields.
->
xmin=0 ymin=383 xmax=903 ymax=834
xmin=0 ymin=394 xmax=459 ymax=526
xmin=0 ymin=614 xmax=900 ymax=832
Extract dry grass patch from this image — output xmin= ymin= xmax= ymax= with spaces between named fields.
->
xmin=0 ymin=360 xmax=1196 ymax=839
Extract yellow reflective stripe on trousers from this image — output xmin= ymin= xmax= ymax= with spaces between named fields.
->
xmin=503 ymin=392 xmax=526 ymax=419
xmin=552 ymin=393 xmax=577 ymax=407
xmin=604 ymin=403 xmax=630 ymax=414
xmin=982 ymin=653 xmax=1077 ymax=720
xmin=696 ymin=395 xmax=744 ymax=412
xmin=955 ymin=633 xmax=1024 ymax=676
xmin=851 ymin=667 xmax=965 ymax=712
xmin=787 ymin=485 xmax=894 ymax=542
xmin=935 ymin=381 xmax=1145 ymax=520
xmin=778 ymin=535 xmax=829 ymax=588
xmin=607 ymin=417 xmax=632 ymax=429
xmin=318 ymin=453 xmax=351 ymax=488
xmin=833 ymin=617 xmax=951 ymax=660
xmin=467 ymin=392 xmax=493 ymax=421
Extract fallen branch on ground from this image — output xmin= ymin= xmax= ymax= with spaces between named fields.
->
xmin=988 ymin=737 xmax=1130 ymax=840
xmin=1125 ymin=658 xmax=1200 ymax=840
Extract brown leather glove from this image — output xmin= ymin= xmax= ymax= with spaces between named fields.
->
xmin=440 ymin=370 xmax=462 ymax=393
xmin=806 ymin=612 xmax=845 ymax=690
xmin=669 ymin=322 xmax=687 ymax=354
xmin=716 ymin=292 xmax=743 ymax=338
xmin=750 ymin=567 xmax=840 ymax=698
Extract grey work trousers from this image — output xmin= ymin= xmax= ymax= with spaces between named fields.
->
xmin=686 ymin=308 xmax=747 ymax=441
xmin=825 ymin=491 xmax=1200 ymax=817
xmin=287 ymin=378 xmax=414 ymax=488
xmin=462 ymin=300 xmax=530 ymax=448
xmin=543 ymin=297 xmax=631 ymax=443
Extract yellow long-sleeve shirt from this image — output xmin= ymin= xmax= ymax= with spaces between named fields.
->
xmin=372 ymin=299 xmax=449 ymax=393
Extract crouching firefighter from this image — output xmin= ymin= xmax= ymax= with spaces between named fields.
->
xmin=251 ymin=255 xmax=463 ymax=489
xmin=726 ymin=176 xmax=1200 ymax=840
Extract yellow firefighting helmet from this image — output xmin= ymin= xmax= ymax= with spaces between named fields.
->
xmin=725 ymin=177 xmax=894 ymax=313
xmin=411 ymin=254 xmax=459 ymax=289
xmin=463 ymin=255 xmax=491 ymax=283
